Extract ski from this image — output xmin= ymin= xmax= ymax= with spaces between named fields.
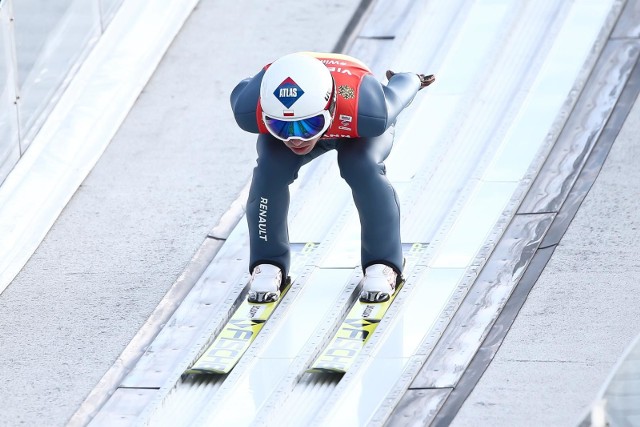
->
xmin=307 ymin=280 xmax=404 ymax=374
xmin=185 ymin=279 xmax=292 ymax=375
xmin=185 ymin=242 xmax=318 ymax=375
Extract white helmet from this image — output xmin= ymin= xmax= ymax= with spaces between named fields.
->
xmin=260 ymin=52 xmax=334 ymax=121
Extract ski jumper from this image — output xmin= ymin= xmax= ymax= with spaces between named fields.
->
xmin=230 ymin=52 xmax=421 ymax=277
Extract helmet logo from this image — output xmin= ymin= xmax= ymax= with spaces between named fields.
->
xmin=274 ymin=77 xmax=304 ymax=109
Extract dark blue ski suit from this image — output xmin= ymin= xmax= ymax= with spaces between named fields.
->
xmin=230 ymin=53 xmax=422 ymax=279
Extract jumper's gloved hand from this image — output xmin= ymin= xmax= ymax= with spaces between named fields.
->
xmin=386 ymin=70 xmax=435 ymax=90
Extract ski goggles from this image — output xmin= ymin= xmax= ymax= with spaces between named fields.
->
xmin=262 ymin=110 xmax=332 ymax=142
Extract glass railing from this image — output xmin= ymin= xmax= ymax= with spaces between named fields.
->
xmin=0 ymin=0 xmax=124 ymax=185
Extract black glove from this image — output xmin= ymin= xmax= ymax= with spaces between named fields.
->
xmin=386 ymin=70 xmax=435 ymax=90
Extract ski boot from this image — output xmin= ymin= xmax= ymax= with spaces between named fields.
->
xmin=247 ymin=264 xmax=283 ymax=303
xmin=359 ymin=264 xmax=402 ymax=303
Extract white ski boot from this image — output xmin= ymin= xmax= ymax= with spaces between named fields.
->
xmin=248 ymin=264 xmax=283 ymax=303
xmin=359 ymin=264 xmax=399 ymax=303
